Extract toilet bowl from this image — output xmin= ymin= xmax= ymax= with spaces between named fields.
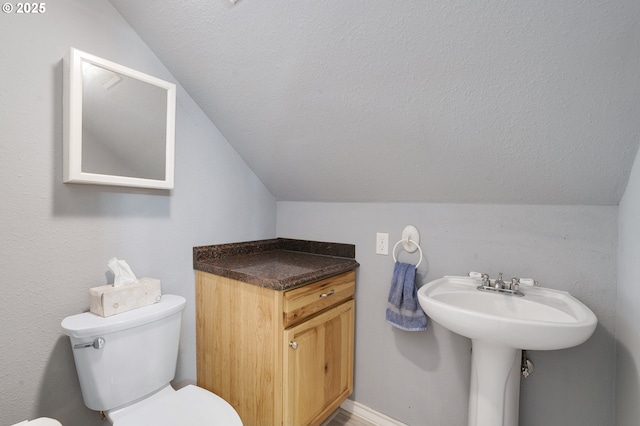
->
xmin=12 ymin=419 xmax=62 ymax=426
xmin=61 ymin=294 xmax=242 ymax=425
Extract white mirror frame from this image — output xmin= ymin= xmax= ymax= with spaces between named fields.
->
xmin=63 ymin=48 xmax=176 ymax=190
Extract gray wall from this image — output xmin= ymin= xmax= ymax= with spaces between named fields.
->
xmin=0 ymin=2 xmax=276 ymax=425
xmin=277 ymin=202 xmax=617 ymax=426
xmin=617 ymin=146 xmax=640 ymax=425
xmin=0 ymin=2 xmax=628 ymax=426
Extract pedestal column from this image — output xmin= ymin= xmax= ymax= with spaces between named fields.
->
xmin=468 ymin=340 xmax=521 ymax=426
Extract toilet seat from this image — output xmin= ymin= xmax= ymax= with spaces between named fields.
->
xmin=12 ymin=419 xmax=62 ymax=426
xmin=111 ymin=385 xmax=242 ymax=426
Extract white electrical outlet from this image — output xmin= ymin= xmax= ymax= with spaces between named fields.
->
xmin=376 ymin=232 xmax=389 ymax=255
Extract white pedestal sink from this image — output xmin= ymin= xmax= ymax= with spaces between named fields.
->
xmin=417 ymin=276 xmax=597 ymax=426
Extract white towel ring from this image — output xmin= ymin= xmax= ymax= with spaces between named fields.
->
xmin=392 ymin=238 xmax=423 ymax=269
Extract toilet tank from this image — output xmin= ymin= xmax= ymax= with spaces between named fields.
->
xmin=61 ymin=294 xmax=186 ymax=411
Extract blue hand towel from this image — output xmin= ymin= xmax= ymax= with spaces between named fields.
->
xmin=385 ymin=261 xmax=427 ymax=331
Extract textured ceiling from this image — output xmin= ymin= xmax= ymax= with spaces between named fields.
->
xmin=109 ymin=0 xmax=639 ymax=205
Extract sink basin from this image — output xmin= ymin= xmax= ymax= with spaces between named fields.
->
xmin=417 ymin=276 xmax=597 ymax=350
xmin=418 ymin=276 xmax=597 ymax=426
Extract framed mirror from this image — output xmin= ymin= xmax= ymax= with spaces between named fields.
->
xmin=63 ymin=48 xmax=176 ymax=189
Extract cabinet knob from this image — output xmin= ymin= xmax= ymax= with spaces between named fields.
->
xmin=289 ymin=341 xmax=298 ymax=350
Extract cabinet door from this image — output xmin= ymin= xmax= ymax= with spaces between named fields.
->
xmin=283 ymin=299 xmax=354 ymax=426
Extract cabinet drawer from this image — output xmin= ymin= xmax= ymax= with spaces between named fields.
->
xmin=283 ymin=270 xmax=355 ymax=328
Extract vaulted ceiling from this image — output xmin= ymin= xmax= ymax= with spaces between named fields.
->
xmin=109 ymin=0 xmax=640 ymax=205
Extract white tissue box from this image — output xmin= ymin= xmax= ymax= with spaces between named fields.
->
xmin=89 ymin=278 xmax=162 ymax=317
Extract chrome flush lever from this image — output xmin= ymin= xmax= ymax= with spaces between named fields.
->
xmin=74 ymin=337 xmax=105 ymax=350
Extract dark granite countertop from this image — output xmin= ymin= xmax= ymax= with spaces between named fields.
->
xmin=193 ymin=238 xmax=359 ymax=290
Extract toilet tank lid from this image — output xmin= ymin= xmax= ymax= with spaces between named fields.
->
xmin=61 ymin=294 xmax=186 ymax=339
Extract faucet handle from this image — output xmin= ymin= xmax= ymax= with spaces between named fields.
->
xmin=519 ymin=278 xmax=536 ymax=286
xmin=469 ymin=272 xmax=491 ymax=287
xmin=510 ymin=278 xmax=520 ymax=291
xmin=481 ymin=273 xmax=491 ymax=287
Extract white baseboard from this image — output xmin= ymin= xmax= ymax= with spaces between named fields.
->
xmin=340 ymin=400 xmax=408 ymax=426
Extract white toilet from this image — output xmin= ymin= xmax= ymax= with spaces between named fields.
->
xmin=61 ymin=294 xmax=242 ymax=426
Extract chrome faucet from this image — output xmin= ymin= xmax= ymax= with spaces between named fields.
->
xmin=473 ymin=272 xmax=525 ymax=297
xmin=494 ymin=273 xmax=505 ymax=290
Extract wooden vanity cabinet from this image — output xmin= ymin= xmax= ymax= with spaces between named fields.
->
xmin=196 ymin=269 xmax=355 ymax=426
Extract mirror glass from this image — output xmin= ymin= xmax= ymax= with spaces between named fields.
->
xmin=64 ymin=48 xmax=176 ymax=189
